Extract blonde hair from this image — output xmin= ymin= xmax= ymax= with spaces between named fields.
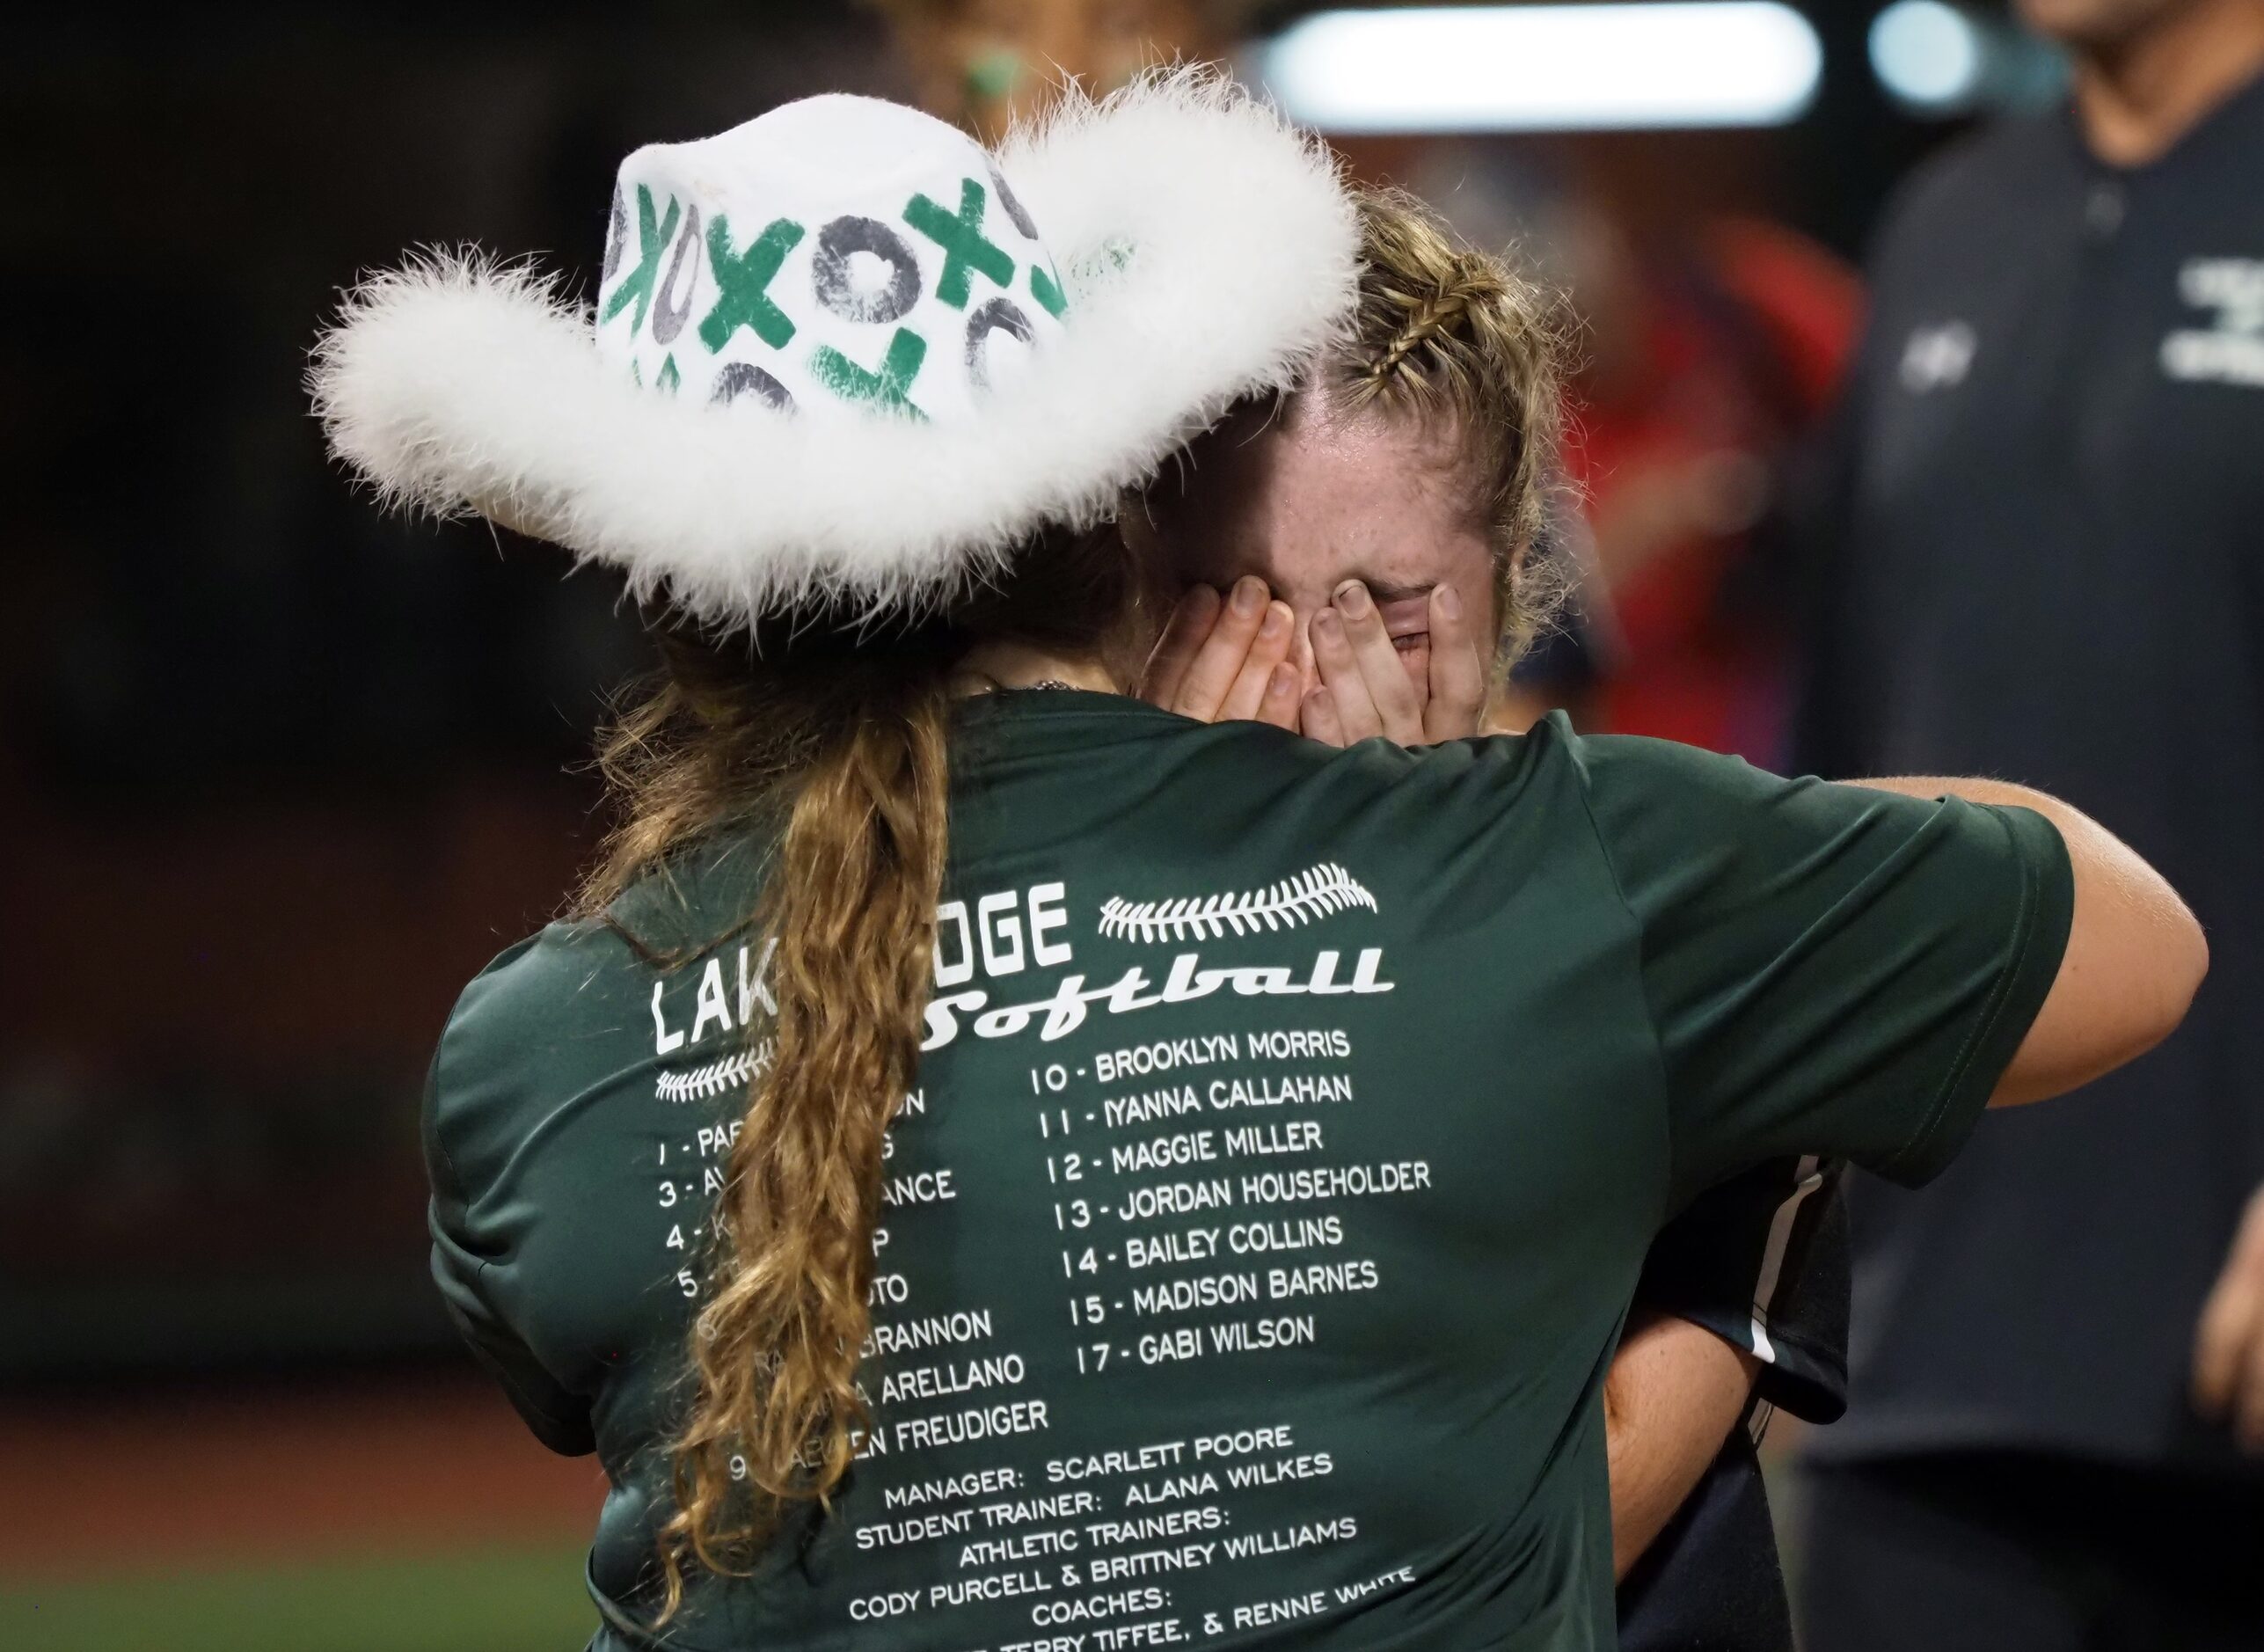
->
xmin=1325 ymin=186 xmax=1567 ymax=668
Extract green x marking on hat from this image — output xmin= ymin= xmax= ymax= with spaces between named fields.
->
xmin=601 ymin=186 xmax=682 ymax=336
xmin=698 ymin=215 xmax=806 ymax=354
xmin=810 ymin=328 xmax=928 ymax=419
xmin=904 ymin=179 xmax=1014 ymax=310
xmin=1029 ymin=262 xmax=1067 ymax=318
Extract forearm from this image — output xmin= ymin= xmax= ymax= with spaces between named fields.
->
xmin=1603 ymin=1310 xmax=1758 ymax=1579
xmin=1845 ymin=776 xmax=2206 ymax=1105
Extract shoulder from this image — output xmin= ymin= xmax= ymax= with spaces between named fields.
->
xmin=1036 ymin=705 xmax=1579 ymax=836
xmin=1275 ymin=718 xmax=1810 ymax=929
xmin=426 ymin=841 xmax=773 ymax=1180
xmin=425 ymin=918 xmax=649 ymax=1188
xmin=1551 ymin=734 xmax=1990 ymax=939
xmin=967 ymin=710 xmax=1630 ymax=949
xmin=438 ymin=918 xmax=639 ymax=1074
xmin=1869 ymin=110 xmax=2070 ymax=271
xmin=1028 ymin=709 xmax=1843 ymax=891
xmin=1550 ymin=722 xmax=1804 ymax=828
xmin=1269 ymin=716 xmax=1800 ymax=869
xmin=1253 ymin=713 xmax=1592 ymax=860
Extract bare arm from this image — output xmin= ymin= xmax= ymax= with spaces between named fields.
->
xmin=1849 ymin=778 xmax=2206 ymax=1107
xmin=1603 ymin=1310 xmax=1759 ymax=1579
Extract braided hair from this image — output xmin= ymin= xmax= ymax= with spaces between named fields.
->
xmin=1366 ymin=281 xmax=1476 ymax=380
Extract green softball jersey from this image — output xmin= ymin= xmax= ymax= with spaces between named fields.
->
xmin=426 ymin=695 xmax=2071 ymax=1652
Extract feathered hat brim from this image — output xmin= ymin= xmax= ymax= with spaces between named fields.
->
xmin=310 ymin=73 xmax=1356 ymax=625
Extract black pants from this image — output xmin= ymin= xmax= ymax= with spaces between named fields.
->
xmin=1619 ymin=1429 xmax=1793 ymax=1652
xmin=1797 ymin=1452 xmax=2264 ymax=1652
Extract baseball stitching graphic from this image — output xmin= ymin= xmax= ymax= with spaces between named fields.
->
xmin=1097 ymin=862 xmax=1378 ymax=945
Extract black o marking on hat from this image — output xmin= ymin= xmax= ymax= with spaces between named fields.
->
xmin=652 ymin=203 xmax=704 ymax=346
xmin=964 ymin=297 xmax=1035 ymax=392
xmin=812 ymin=216 xmax=921 ymax=325
xmin=904 ymin=178 xmax=1014 ymax=310
xmin=989 ymin=164 xmax=1038 ymax=241
xmin=711 ymin=361 xmax=795 ymax=412
xmin=603 ymin=185 xmax=628 ymax=284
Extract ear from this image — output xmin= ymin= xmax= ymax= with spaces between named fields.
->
xmin=1117 ymin=492 xmax=1164 ymax=558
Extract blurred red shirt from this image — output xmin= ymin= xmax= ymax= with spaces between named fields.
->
xmin=1567 ymin=218 xmax=1860 ymax=762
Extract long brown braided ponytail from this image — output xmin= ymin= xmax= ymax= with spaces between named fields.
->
xmin=573 ymin=522 xmax=1149 ymax=1621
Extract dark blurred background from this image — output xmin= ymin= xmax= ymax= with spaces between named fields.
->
xmin=0 ymin=4 xmax=2059 ymax=1646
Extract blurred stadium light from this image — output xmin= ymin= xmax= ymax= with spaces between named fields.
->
xmin=1257 ymin=3 xmax=1823 ymax=133
xmin=1870 ymin=0 xmax=2070 ymax=117
xmin=1870 ymin=2 xmax=1983 ymax=112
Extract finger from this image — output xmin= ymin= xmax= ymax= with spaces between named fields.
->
xmin=1137 ymin=585 xmax=1222 ymax=709
xmin=1217 ymin=602 xmax=1296 ymax=722
xmin=2195 ymin=1266 xmax=2260 ymax=1418
xmin=2237 ymin=1327 xmax=2264 ymax=1454
xmin=1300 ymin=684 xmax=1347 ymax=747
xmin=1256 ymin=662 xmax=1302 ymax=731
xmin=1332 ymin=581 xmax=1426 ymax=742
xmin=1310 ymin=608 xmax=1384 ymax=743
xmin=1171 ymin=576 xmax=1272 ymax=720
xmin=2191 ymin=1267 xmax=2246 ymax=1412
xmin=2196 ymin=1193 xmax=2264 ymax=1420
xmin=1423 ymin=582 xmax=1489 ymax=742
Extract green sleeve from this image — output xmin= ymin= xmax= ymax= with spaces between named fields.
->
xmin=422 ymin=1041 xmax=598 ymax=1458
xmin=1570 ymin=731 xmax=2072 ymax=1202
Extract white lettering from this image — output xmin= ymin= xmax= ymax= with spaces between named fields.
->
xmin=1029 ymin=881 xmax=1073 ymax=967
xmin=979 ymin=890 xmax=1028 ymax=976
xmin=736 ymin=938 xmax=778 ymax=1021
xmin=651 ymin=979 xmax=685 ymax=1054
xmin=934 ymin=901 xmax=975 ymax=987
xmin=690 ymin=957 xmax=732 ymax=1043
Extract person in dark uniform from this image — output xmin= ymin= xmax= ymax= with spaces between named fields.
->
xmin=1792 ymin=2 xmax=2264 ymax=1646
xmin=319 ymin=78 xmax=2204 ymax=1651
xmin=1128 ymin=194 xmax=1854 ymax=1652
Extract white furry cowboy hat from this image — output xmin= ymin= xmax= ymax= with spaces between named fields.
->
xmin=312 ymin=74 xmax=1356 ymax=625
